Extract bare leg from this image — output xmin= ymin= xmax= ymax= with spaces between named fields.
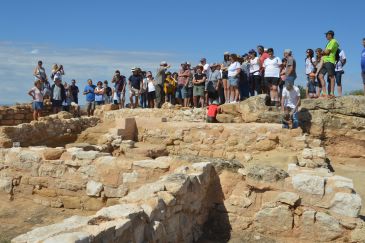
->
xmin=193 ymin=96 xmax=198 ymax=107
xmin=318 ymin=73 xmax=327 ymax=96
xmin=223 ymin=79 xmax=229 ymax=103
xmin=329 ymin=75 xmax=335 ymax=96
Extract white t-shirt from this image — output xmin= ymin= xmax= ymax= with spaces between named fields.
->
xmin=249 ymin=57 xmax=260 ymax=75
xmin=203 ymin=63 xmax=211 ymax=79
xmin=228 ymin=61 xmax=241 ymax=77
xmin=263 ymin=57 xmax=282 ymax=78
xmin=147 ymin=79 xmax=156 ymax=92
xmin=305 ymin=57 xmax=316 ymax=74
xmin=335 ymin=50 xmax=346 ymax=71
xmin=282 ymin=86 xmax=300 ymax=109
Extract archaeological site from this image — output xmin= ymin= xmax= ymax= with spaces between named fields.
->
xmin=0 ymin=95 xmax=364 ymax=243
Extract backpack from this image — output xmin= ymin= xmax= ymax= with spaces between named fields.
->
xmin=335 ymin=49 xmax=341 ymax=62
xmin=106 ymin=87 xmax=112 ymax=96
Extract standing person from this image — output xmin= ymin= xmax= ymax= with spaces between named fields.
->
xmin=362 ymin=38 xmax=365 ymax=95
xmin=128 ymin=68 xmax=143 ymax=108
xmin=111 ymin=70 xmax=126 ymax=108
xmin=50 ymin=78 xmax=66 ymax=114
xmin=257 ymin=45 xmax=269 ymax=93
xmin=140 ymin=72 xmax=148 ymax=108
xmin=248 ymin=49 xmax=261 ymax=96
xmin=200 ymin=58 xmax=211 ymax=80
xmin=155 ymin=61 xmax=170 ymax=108
xmin=281 ymin=82 xmax=301 ymax=129
xmin=94 ymin=81 xmax=105 ymax=106
xmin=103 ymin=80 xmax=112 ymax=104
xmin=305 ymin=49 xmax=316 ymax=82
xmin=206 ymin=63 xmax=222 ymax=105
xmin=177 ymin=62 xmax=190 ymax=107
xmin=279 ymin=58 xmax=287 ymax=101
xmin=263 ymin=48 xmax=282 ymax=106
xmin=145 ymin=71 xmax=156 ymax=108
xmin=330 ymin=49 xmax=346 ymax=96
xmin=171 ymin=72 xmax=179 ymax=105
xmin=315 ymin=48 xmax=323 ymax=94
xmin=62 ymin=82 xmax=72 ymax=112
xmin=51 ymin=64 xmax=65 ymax=82
xmin=193 ymin=65 xmax=207 ymax=107
xmin=33 ymin=60 xmax=48 ymax=83
xmin=69 ymin=79 xmax=79 ymax=104
xmin=83 ymin=79 xmax=96 ymax=116
xmin=318 ymin=30 xmax=339 ymax=97
xmin=221 ymin=52 xmax=231 ymax=103
xmin=283 ymin=49 xmax=297 ymax=85
xmin=186 ymin=64 xmax=194 ymax=107
xmin=227 ymin=54 xmax=241 ymax=103
xmin=164 ymin=72 xmax=176 ymax=103
xmin=28 ymin=80 xmax=44 ymax=120
xmin=239 ymin=53 xmax=250 ymax=100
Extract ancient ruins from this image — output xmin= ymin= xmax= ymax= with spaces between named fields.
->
xmin=0 ymin=95 xmax=364 ymax=242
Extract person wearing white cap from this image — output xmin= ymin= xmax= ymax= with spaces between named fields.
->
xmin=155 ymin=61 xmax=170 ymax=108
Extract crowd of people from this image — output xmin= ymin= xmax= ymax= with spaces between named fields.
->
xmin=28 ymin=31 xmax=365 ymax=128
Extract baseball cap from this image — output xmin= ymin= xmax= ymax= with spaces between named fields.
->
xmin=160 ymin=61 xmax=168 ymax=66
xmin=284 ymin=49 xmax=292 ymax=54
xmin=224 ymin=52 xmax=230 ymax=55
xmin=200 ymin=58 xmax=206 ymax=62
xmin=325 ymin=30 xmax=335 ymax=36
xmin=248 ymin=49 xmax=256 ymax=54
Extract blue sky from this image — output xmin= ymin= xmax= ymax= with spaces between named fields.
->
xmin=0 ymin=0 xmax=364 ymax=104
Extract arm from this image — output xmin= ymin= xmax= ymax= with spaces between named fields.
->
xmin=281 ymin=96 xmax=285 ymax=111
xmin=28 ymin=89 xmax=35 ymax=99
xmin=33 ymin=68 xmax=38 ymax=77
xmin=200 ymin=76 xmax=207 ymax=84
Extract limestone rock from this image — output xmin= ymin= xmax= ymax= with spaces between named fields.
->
xmin=95 ymin=203 xmax=143 ymax=219
xmin=42 ymin=148 xmax=65 ymax=160
xmin=292 ymin=174 xmax=324 ymax=195
xmin=104 ymin=185 xmax=129 ymax=198
xmin=86 ymin=180 xmax=103 ymax=197
xmin=0 ymin=177 xmax=13 ymax=193
xmin=275 ymin=192 xmax=300 ymax=206
xmin=122 ymin=171 xmax=139 ymax=184
xmin=246 ymin=165 xmax=288 ymax=183
xmin=329 ymin=192 xmax=362 ymax=217
xmin=43 ymin=232 xmax=90 ymax=243
xmin=254 ymin=205 xmax=293 ymax=234
xmin=133 ymin=159 xmax=170 ymax=171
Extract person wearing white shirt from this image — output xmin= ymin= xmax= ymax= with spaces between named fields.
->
xmin=329 ymin=49 xmax=346 ymax=96
xmin=227 ymin=54 xmax=241 ymax=103
xmin=263 ymin=48 xmax=282 ymax=106
xmin=200 ymin=58 xmax=211 ymax=80
xmin=281 ymin=82 xmax=301 ymax=129
xmin=248 ymin=49 xmax=261 ymax=96
xmin=305 ymin=49 xmax=316 ymax=80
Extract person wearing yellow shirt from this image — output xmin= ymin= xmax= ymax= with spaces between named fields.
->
xmin=164 ymin=72 xmax=176 ymax=103
xmin=318 ymin=30 xmax=339 ymax=97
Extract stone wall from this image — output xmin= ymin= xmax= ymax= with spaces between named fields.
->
xmin=12 ymin=162 xmax=217 ymax=243
xmin=0 ymin=104 xmax=53 ymax=126
xmin=0 ymin=112 xmax=99 ymax=148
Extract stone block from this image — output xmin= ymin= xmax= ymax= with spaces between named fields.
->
xmin=60 ymin=196 xmax=82 ymax=209
xmin=292 ymin=174 xmax=324 ymax=196
xmin=329 ymin=192 xmax=362 ymax=217
xmin=86 ymin=180 xmax=103 ymax=197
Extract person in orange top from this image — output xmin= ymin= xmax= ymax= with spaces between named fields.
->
xmin=164 ymin=72 xmax=176 ymax=103
xmin=206 ymin=99 xmax=221 ymax=123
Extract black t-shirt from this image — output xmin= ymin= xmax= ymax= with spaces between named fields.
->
xmin=194 ymin=73 xmax=206 ymax=86
xmin=128 ymin=75 xmax=143 ymax=90
xmin=69 ymin=85 xmax=79 ymax=97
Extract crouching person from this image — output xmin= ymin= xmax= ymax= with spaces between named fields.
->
xmin=281 ymin=81 xmax=300 ymax=129
xmin=206 ymin=100 xmax=221 ymax=123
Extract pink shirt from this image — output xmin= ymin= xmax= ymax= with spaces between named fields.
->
xmin=178 ymin=69 xmax=190 ymax=86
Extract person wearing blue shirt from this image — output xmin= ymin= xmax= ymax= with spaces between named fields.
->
xmin=83 ymin=79 xmax=96 ymax=116
xmin=361 ymin=38 xmax=365 ymax=94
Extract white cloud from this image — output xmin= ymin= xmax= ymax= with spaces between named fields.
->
xmin=0 ymin=41 xmax=183 ymax=104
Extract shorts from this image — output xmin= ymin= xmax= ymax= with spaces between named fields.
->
xmin=193 ymin=85 xmax=205 ymax=97
xmin=176 ymin=85 xmax=187 ymax=99
xmin=264 ymin=77 xmax=280 ymax=86
xmin=130 ymin=87 xmax=140 ymax=96
xmin=185 ymin=87 xmax=193 ymax=98
xmin=320 ymin=62 xmax=335 ymax=76
xmin=32 ymin=101 xmax=43 ymax=110
xmin=95 ymin=101 xmax=104 ymax=105
xmin=207 ymin=116 xmax=218 ymax=123
xmin=228 ymin=76 xmax=238 ymax=87
xmin=222 ymin=71 xmax=228 ymax=79
xmin=86 ymin=101 xmax=95 ymax=111
xmin=362 ymin=71 xmax=365 ymax=84
xmin=335 ymin=71 xmax=344 ymax=86
xmin=52 ymin=100 xmax=63 ymax=107
xmin=147 ymin=91 xmax=156 ymax=100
